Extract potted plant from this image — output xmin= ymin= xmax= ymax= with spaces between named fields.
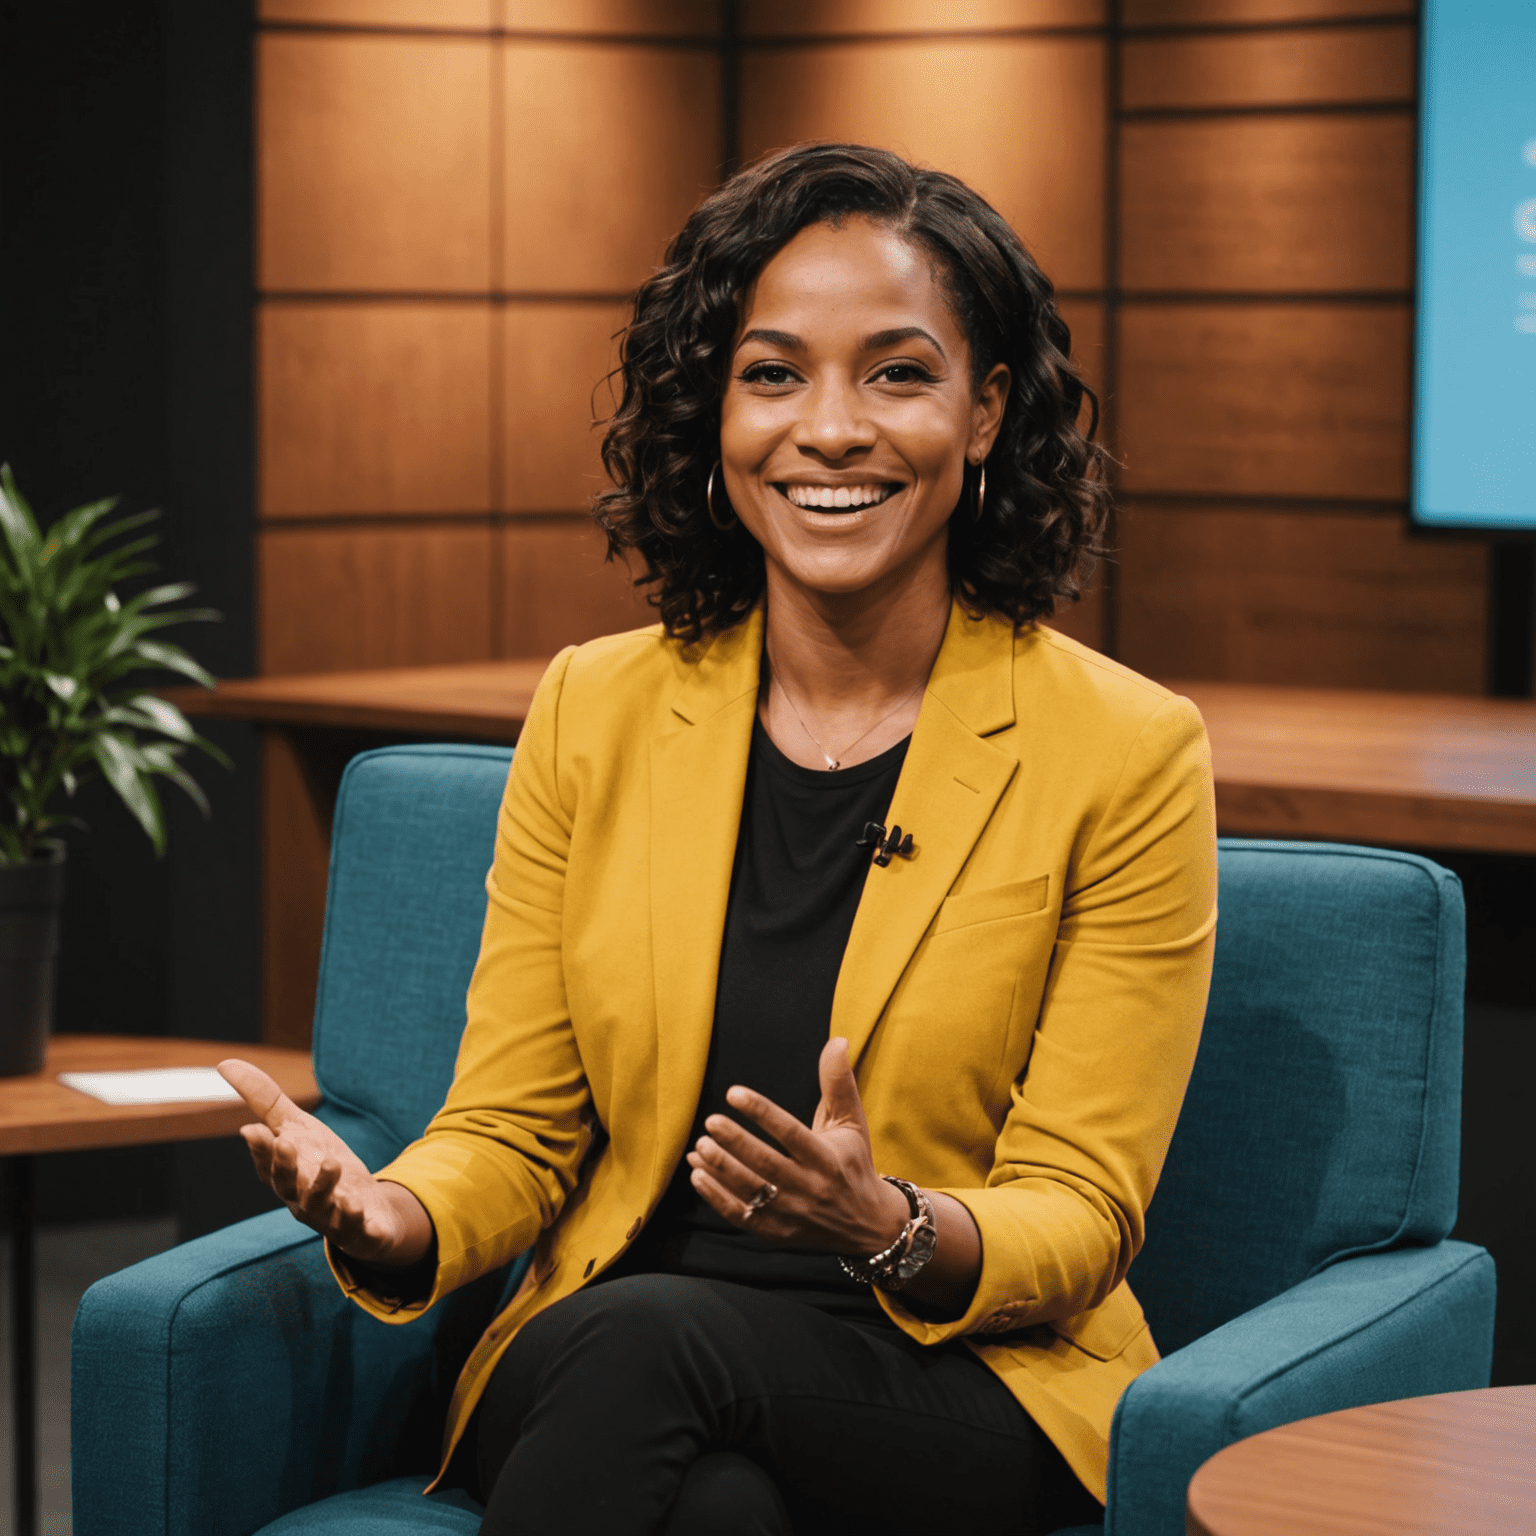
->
xmin=0 ymin=465 xmax=227 ymax=1075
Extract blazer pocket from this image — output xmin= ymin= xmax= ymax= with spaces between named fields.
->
xmin=1048 ymin=1284 xmax=1147 ymax=1362
xmin=933 ymin=874 xmax=1050 ymax=936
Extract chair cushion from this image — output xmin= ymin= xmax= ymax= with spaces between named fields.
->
xmin=311 ymin=744 xmax=514 ymax=1169
xmin=1129 ymin=840 xmax=1465 ymax=1353
xmin=255 ymin=1478 xmax=482 ymax=1535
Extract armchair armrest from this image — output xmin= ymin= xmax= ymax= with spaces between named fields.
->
xmin=1105 ymin=1240 xmax=1495 ymax=1536
xmin=71 ymin=1209 xmax=521 ymax=1536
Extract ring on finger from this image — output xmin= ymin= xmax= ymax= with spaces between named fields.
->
xmin=743 ymin=1182 xmax=779 ymax=1219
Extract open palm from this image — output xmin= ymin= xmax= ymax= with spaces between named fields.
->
xmin=218 ymin=1058 xmax=432 ymax=1268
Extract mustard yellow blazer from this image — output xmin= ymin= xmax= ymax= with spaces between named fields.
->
xmin=333 ymin=600 xmax=1218 ymax=1503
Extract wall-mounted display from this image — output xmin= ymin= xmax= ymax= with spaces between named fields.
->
xmin=1414 ymin=0 xmax=1536 ymax=532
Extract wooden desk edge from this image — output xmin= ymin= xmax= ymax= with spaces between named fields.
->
xmin=166 ymin=690 xmax=524 ymax=742
xmin=0 ymin=1099 xmax=321 ymax=1156
xmin=1214 ymin=781 xmax=1536 ymax=855
xmin=0 ymin=1038 xmax=319 ymax=1156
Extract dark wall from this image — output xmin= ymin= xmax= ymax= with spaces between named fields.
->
xmin=1439 ymin=849 xmax=1536 ymax=1387
xmin=0 ymin=0 xmax=267 ymax=1230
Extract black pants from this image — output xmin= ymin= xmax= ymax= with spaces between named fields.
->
xmin=468 ymin=1273 xmax=1100 ymax=1535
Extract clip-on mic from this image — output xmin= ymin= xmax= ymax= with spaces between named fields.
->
xmin=857 ymin=820 xmax=914 ymax=867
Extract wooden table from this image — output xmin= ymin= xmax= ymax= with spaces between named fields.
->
xmin=169 ymin=658 xmax=542 ymax=743
xmin=174 ymin=659 xmax=1536 ymax=853
xmin=1186 ymin=1386 xmax=1536 ymax=1534
xmin=1171 ymin=682 xmax=1536 ymax=856
xmin=1 ymin=1036 xmax=316 ymax=1536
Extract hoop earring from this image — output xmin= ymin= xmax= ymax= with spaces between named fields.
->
xmin=706 ymin=462 xmax=737 ymax=531
xmin=974 ymin=465 xmax=987 ymax=524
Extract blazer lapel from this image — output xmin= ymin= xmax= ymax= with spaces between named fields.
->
xmin=648 ymin=610 xmax=763 ymax=1195
xmin=831 ymin=606 xmax=1020 ymax=1070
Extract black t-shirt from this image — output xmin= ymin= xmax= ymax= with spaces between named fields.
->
xmin=615 ymin=717 xmax=908 ymax=1318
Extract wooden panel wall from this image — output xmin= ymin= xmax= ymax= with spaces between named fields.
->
xmin=255 ymin=0 xmax=721 ymax=680
xmin=1112 ymin=2 xmax=1488 ymax=691
xmin=257 ymin=1 xmax=1486 ymax=694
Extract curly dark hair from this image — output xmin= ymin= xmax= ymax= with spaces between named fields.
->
xmin=595 ymin=142 xmax=1110 ymax=641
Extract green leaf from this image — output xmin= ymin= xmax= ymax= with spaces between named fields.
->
xmin=0 ymin=464 xmax=43 ymax=561
xmin=91 ymin=732 xmax=166 ymax=855
xmin=122 ymin=639 xmax=216 ymax=690
xmin=105 ymin=694 xmax=196 ymax=742
xmin=79 ymin=507 xmax=160 ymax=559
xmin=51 ymin=496 xmax=120 ymax=550
xmin=102 ymin=610 xmax=221 ymax=662
xmin=87 ymin=536 xmax=161 ymax=583
xmin=121 ymin=581 xmax=196 ymax=613
xmin=140 ymin=742 xmax=211 ymax=818
xmin=142 ymin=606 xmax=221 ymax=628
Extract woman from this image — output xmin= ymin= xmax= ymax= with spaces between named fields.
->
xmin=223 ymin=142 xmax=1216 ymax=1534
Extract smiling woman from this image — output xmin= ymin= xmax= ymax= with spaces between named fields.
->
xmin=220 ymin=144 xmax=1216 ymax=1536
xmin=597 ymin=142 xmax=1108 ymax=647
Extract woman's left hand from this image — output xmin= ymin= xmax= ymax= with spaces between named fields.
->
xmin=688 ymin=1035 xmax=910 ymax=1256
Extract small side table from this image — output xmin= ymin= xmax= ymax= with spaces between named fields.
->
xmin=1186 ymin=1386 xmax=1536 ymax=1535
xmin=0 ymin=1035 xmax=317 ymax=1536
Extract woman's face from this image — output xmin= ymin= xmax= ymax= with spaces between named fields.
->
xmin=719 ymin=216 xmax=1009 ymax=607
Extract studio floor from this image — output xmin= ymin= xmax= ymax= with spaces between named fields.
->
xmin=0 ymin=1217 xmax=178 ymax=1536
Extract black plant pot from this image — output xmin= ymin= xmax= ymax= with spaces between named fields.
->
xmin=0 ymin=841 xmax=66 ymax=1076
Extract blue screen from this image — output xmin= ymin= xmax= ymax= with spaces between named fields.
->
xmin=1414 ymin=0 xmax=1536 ymax=530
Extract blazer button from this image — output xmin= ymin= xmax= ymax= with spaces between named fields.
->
xmin=626 ymin=1218 xmax=642 ymax=1240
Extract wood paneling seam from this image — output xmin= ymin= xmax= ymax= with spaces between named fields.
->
xmin=259 ymin=289 xmax=639 ymax=304
xmin=259 ymin=511 xmax=600 ymax=529
xmin=1123 ymin=15 xmax=1416 ymax=42
xmin=721 ymin=0 xmax=740 ymax=176
xmin=256 ymin=22 xmax=723 ymax=48
xmin=1123 ymin=100 xmax=1413 ymax=121
xmin=489 ymin=11 xmax=506 ymax=654
xmin=1122 ymin=291 xmax=1412 ymax=304
xmin=1102 ymin=0 xmax=1125 ymax=661
xmin=740 ymin=27 xmax=1106 ymax=48
xmin=1118 ymin=491 xmax=1412 ymax=514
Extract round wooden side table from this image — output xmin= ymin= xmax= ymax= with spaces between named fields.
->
xmin=1187 ymin=1386 xmax=1536 ymax=1535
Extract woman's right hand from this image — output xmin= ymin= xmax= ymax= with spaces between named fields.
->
xmin=218 ymin=1058 xmax=435 ymax=1270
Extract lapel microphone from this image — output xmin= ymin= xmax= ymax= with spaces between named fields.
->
xmin=857 ymin=820 xmax=914 ymax=868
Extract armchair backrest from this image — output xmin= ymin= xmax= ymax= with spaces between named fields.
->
xmin=1129 ymin=839 xmax=1466 ymax=1354
xmin=310 ymin=744 xmax=514 ymax=1171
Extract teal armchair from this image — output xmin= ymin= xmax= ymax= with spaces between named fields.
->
xmin=70 ymin=745 xmax=1494 ymax=1536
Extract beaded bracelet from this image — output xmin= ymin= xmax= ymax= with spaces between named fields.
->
xmin=838 ymin=1177 xmax=938 ymax=1292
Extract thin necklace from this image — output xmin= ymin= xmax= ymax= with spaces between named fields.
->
xmin=772 ymin=671 xmax=926 ymax=771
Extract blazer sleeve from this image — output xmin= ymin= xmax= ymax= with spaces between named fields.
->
xmin=329 ymin=645 xmax=595 ymax=1320
xmin=880 ymin=693 xmax=1218 ymax=1344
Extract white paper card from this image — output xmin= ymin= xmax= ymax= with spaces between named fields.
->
xmin=57 ymin=1068 xmax=243 ymax=1106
